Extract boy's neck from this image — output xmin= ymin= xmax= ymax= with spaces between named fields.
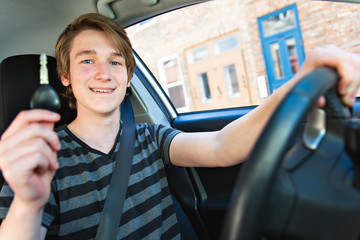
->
xmin=67 ymin=108 xmax=121 ymax=154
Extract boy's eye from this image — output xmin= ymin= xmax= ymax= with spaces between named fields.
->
xmin=82 ymin=59 xmax=93 ymax=64
xmin=111 ymin=61 xmax=122 ymax=66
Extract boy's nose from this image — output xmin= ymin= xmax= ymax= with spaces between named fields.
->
xmin=95 ymin=61 xmax=111 ymax=80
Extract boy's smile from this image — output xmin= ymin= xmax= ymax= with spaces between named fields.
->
xmin=90 ymin=88 xmax=115 ymax=93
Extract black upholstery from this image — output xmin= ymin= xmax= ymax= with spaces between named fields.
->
xmin=0 ymin=54 xmax=76 ymax=135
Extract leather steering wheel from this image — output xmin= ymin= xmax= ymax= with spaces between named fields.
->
xmin=221 ymin=67 xmax=355 ymax=240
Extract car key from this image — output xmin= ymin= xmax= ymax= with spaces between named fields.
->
xmin=30 ymin=54 xmax=60 ymax=111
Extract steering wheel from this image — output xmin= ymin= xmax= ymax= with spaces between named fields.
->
xmin=221 ymin=68 xmax=360 ymax=240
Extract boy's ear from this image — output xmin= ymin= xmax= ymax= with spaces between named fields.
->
xmin=61 ymin=75 xmax=70 ymax=86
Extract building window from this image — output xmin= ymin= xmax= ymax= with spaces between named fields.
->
xmin=187 ymin=45 xmax=209 ymax=63
xmin=214 ymin=34 xmax=239 ymax=55
xmin=224 ymin=64 xmax=240 ymax=97
xmin=270 ymin=42 xmax=283 ymax=79
xmin=197 ymin=72 xmax=212 ymax=103
xmin=261 ymin=8 xmax=296 ymax=37
xmin=168 ymin=85 xmax=186 ymax=108
xmin=286 ymin=38 xmax=299 ymax=74
xmin=158 ymin=55 xmax=188 ymax=112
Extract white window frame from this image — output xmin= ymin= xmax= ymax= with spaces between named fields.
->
xmin=157 ymin=54 xmax=189 ymax=113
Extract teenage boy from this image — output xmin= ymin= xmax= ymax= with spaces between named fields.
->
xmin=0 ymin=13 xmax=359 ymax=240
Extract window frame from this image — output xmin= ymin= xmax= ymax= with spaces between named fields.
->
xmin=157 ymin=54 xmax=190 ymax=113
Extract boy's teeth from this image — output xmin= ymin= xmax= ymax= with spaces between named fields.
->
xmin=91 ymin=88 xmax=112 ymax=93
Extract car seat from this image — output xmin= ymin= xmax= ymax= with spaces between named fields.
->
xmin=0 ymin=54 xmax=76 ymax=135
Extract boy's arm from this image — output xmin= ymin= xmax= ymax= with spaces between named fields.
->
xmin=0 ymin=110 xmax=60 ymax=240
xmin=170 ymin=46 xmax=360 ymax=168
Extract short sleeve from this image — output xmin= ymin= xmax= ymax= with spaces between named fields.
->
xmin=139 ymin=124 xmax=181 ymax=168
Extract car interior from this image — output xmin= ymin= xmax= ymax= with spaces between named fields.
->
xmin=1 ymin=0 xmax=360 ymax=239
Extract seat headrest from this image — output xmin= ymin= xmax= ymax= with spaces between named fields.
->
xmin=0 ymin=54 xmax=76 ymax=135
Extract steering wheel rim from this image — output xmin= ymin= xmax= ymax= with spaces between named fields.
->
xmin=221 ymin=67 xmax=348 ymax=240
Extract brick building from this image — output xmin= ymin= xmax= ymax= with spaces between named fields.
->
xmin=127 ymin=0 xmax=360 ymax=112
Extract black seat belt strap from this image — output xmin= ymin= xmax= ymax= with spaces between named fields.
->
xmin=95 ymin=92 xmax=136 ymax=240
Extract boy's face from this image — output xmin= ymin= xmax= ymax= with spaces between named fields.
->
xmin=61 ymin=29 xmax=129 ymax=116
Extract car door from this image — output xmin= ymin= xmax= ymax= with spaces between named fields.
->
xmin=133 ymin=53 xmax=250 ymax=239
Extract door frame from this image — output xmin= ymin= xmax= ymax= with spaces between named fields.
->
xmin=258 ymin=4 xmax=305 ymax=93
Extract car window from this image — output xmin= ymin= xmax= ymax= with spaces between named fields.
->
xmin=126 ymin=0 xmax=360 ymax=114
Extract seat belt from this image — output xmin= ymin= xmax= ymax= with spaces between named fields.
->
xmin=95 ymin=92 xmax=136 ymax=240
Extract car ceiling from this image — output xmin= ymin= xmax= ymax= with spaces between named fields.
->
xmin=0 ymin=0 xmax=209 ymax=63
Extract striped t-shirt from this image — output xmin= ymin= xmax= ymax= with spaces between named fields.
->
xmin=0 ymin=123 xmax=182 ymax=240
